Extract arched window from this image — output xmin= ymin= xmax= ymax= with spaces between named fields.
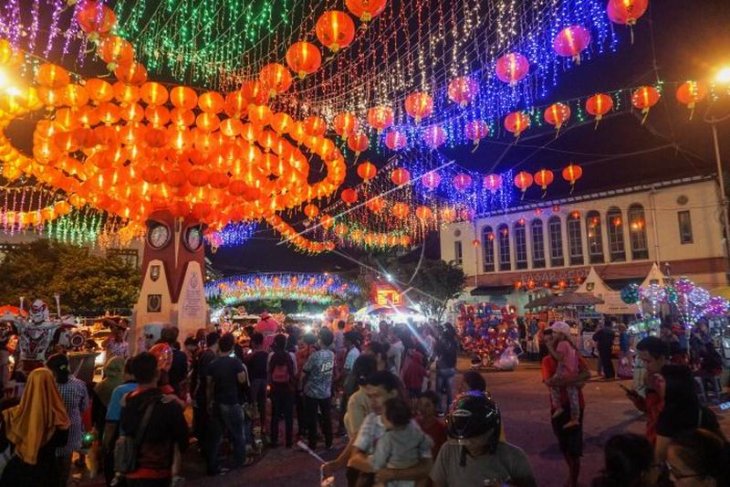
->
xmin=548 ymin=216 xmax=564 ymax=267
xmin=628 ymin=204 xmax=649 ymax=260
xmin=606 ymin=207 xmax=626 ymax=262
xmin=531 ymin=219 xmax=546 ymax=269
xmin=498 ymin=224 xmax=511 ymax=271
xmin=567 ymin=211 xmax=584 ymax=266
xmin=514 ymin=221 xmax=528 ymax=270
xmin=482 ymin=226 xmax=495 ymax=272
xmin=586 ymin=210 xmax=604 ymax=264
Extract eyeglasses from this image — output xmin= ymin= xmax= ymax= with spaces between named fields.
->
xmin=665 ymin=461 xmax=705 ymax=481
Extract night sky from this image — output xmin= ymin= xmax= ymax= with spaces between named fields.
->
xmin=209 ymin=0 xmax=730 ymax=276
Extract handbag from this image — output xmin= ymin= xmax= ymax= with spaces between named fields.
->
xmin=114 ymin=397 xmax=158 ymax=474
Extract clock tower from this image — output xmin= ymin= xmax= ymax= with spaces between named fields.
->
xmin=132 ymin=209 xmax=208 ymax=350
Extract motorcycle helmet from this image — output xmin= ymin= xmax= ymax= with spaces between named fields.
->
xmin=148 ymin=343 xmax=173 ymax=372
xmin=446 ymin=392 xmax=501 ymax=454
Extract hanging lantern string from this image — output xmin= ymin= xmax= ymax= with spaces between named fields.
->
xmin=277 ymin=158 xmax=456 ymax=245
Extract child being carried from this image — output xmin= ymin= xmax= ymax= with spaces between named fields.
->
xmin=546 ymin=321 xmax=582 ymax=429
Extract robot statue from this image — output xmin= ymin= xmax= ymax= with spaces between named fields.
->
xmin=3 ymin=300 xmax=80 ymax=373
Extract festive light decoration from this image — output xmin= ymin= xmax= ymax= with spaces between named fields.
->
xmin=345 ymin=0 xmax=387 ymax=23
xmin=553 ymin=25 xmax=592 ymax=64
xmin=316 ymin=10 xmax=356 ymax=53
xmin=495 ymin=53 xmax=530 ymax=86
xmin=341 ymin=188 xmax=359 ymax=204
xmin=675 ymin=81 xmax=708 ymax=119
xmin=384 ymin=130 xmax=408 ymax=151
xmin=632 ymin=85 xmax=661 ymax=123
xmin=367 ymin=106 xmax=395 ymax=133
xmin=447 ymin=76 xmax=479 ymax=107
xmin=585 ymin=93 xmax=614 ymax=127
xmin=421 ymin=125 xmax=447 ymax=150
xmin=504 ymin=111 xmax=531 ymax=139
xmin=544 ymin=102 xmax=571 ymax=134
xmin=286 ymin=42 xmax=323 ymax=79
xmin=464 ymin=120 xmax=490 ymax=149
xmin=452 ymin=173 xmax=473 ymax=192
xmin=333 ymin=112 xmax=359 ymax=138
xmin=514 ymin=171 xmax=533 ymax=199
xmin=483 ymin=174 xmax=503 ymax=193
xmin=347 ymin=132 xmax=370 ymax=157
xmin=404 ymin=92 xmax=434 ymax=123
xmin=357 ymin=162 xmax=378 ymax=182
xmin=562 ymin=163 xmax=583 ymax=193
xmin=390 ymin=168 xmax=411 ymax=186
xmin=205 ymin=222 xmax=258 ymax=249
xmin=607 ymin=0 xmax=649 ymax=27
xmin=207 ymin=273 xmax=359 ymax=305
xmin=533 ymin=169 xmax=554 ymax=197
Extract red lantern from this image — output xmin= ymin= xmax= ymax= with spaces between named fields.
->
xmin=345 ymin=0 xmax=387 ymax=23
xmin=464 ymin=120 xmax=489 ymax=149
xmin=544 ymin=102 xmax=571 ymax=133
xmin=366 ymin=197 xmax=386 ymax=214
xmin=392 ymin=202 xmax=410 ymax=219
xmin=259 ymin=63 xmax=293 ymax=97
xmin=357 ymin=161 xmax=377 ymax=181
xmin=404 ymin=92 xmax=434 ymax=123
xmin=607 ymin=0 xmax=649 ymax=26
xmin=391 ymin=168 xmax=411 ymax=186
xmin=341 ymin=188 xmax=358 ymax=205
xmin=333 ymin=112 xmax=359 ymax=138
xmin=347 ymin=132 xmax=369 ymax=156
xmin=384 ymin=130 xmax=407 ymax=151
xmin=198 ymin=91 xmax=224 ymax=113
xmin=304 ymin=204 xmax=320 ymax=219
xmin=483 ymin=173 xmax=502 ymax=193
xmin=585 ymin=93 xmax=614 ymax=127
xmin=240 ymin=80 xmax=268 ymax=105
xmin=421 ymin=172 xmax=441 ymax=191
xmin=452 ymin=173 xmax=473 ymax=191
xmin=285 ymin=42 xmax=322 ymax=78
xmin=632 ymin=86 xmax=660 ymax=123
xmin=553 ymin=26 xmax=591 ymax=64
xmin=504 ymin=111 xmax=530 ymax=138
xmin=76 ymin=1 xmax=117 ymax=38
xmin=676 ymin=81 xmax=708 ymax=119
xmin=304 ymin=116 xmax=327 ymax=136
xmin=114 ymin=61 xmax=147 ymax=85
xmin=367 ymin=106 xmax=394 ymax=132
xmin=415 ymin=206 xmax=433 ymax=221
xmin=495 ymin=52 xmax=530 ymax=85
xmin=98 ymin=36 xmax=135 ymax=70
xmin=447 ymin=76 xmax=479 ymax=106
xmin=562 ymin=163 xmax=583 ymax=193
xmin=316 ymin=11 xmax=356 ymax=52
xmin=533 ymin=169 xmax=554 ymax=197
xmin=422 ymin=125 xmax=446 ymax=150
xmin=514 ymin=171 xmax=533 ymax=199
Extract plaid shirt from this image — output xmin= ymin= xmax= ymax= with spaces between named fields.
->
xmin=56 ymin=376 xmax=89 ymax=456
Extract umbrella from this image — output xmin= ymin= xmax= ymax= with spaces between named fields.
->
xmin=525 ymin=293 xmax=604 ymax=310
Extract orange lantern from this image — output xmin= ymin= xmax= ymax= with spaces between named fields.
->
xmin=64 ymin=84 xmax=90 ymax=107
xmin=285 ymin=42 xmax=322 ymax=78
xmin=114 ymin=61 xmax=148 ymax=85
xmin=366 ymin=197 xmax=386 ymax=214
xmin=333 ymin=112 xmax=359 ymax=138
xmin=631 ymin=86 xmax=660 ymax=123
xmin=198 ymin=91 xmax=225 ymax=113
xmin=544 ymin=102 xmax=571 ymax=134
xmin=140 ymin=82 xmax=169 ymax=106
xmin=305 ymin=116 xmax=327 ymax=136
xmin=347 ymin=132 xmax=369 ymax=156
xmin=504 ymin=111 xmax=530 ymax=138
xmin=392 ymin=202 xmax=410 ymax=219
xmin=99 ymin=36 xmax=135 ymax=70
xmin=676 ymin=81 xmax=708 ymax=119
xmin=447 ymin=76 xmax=479 ymax=106
xmin=514 ymin=171 xmax=533 ymax=199
xmin=357 ymin=161 xmax=377 ymax=181
xmin=366 ymin=106 xmax=394 ymax=132
xmin=36 ymin=64 xmax=71 ymax=89
xmin=341 ymin=188 xmax=358 ymax=205
xmin=533 ymin=169 xmax=554 ymax=197
xmin=85 ymin=78 xmax=114 ymax=104
xmin=259 ymin=63 xmax=293 ymax=97
xmin=345 ymin=0 xmax=387 ymax=23
xmin=415 ymin=206 xmax=433 ymax=221
xmin=384 ymin=130 xmax=407 ymax=151
xmin=495 ymin=52 xmax=530 ymax=85
xmin=404 ymin=92 xmax=433 ymax=123
xmin=315 ymin=11 xmax=356 ymax=52
xmin=390 ymin=168 xmax=411 ymax=186
xmin=562 ymin=163 xmax=583 ymax=193
xmin=271 ymin=112 xmax=294 ymax=134
xmin=303 ymin=204 xmax=320 ymax=219
xmin=248 ymin=104 xmax=273 ymax=126
xmin=240 ymin=80 xmax=268 ymax=105
xmin=585 ymin=93 xmax=614 ymax=127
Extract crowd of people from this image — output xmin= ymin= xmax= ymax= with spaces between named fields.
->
xmin=0 ymin=315 xmax=726 ymax=486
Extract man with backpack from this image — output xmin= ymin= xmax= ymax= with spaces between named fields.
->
xmin=268 ymin=334 xmax=297 ymax=448
xmin=117 ymin=352 xmax=188 ymax=487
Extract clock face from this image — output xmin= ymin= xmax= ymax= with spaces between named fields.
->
xmin=185 ymin=226 xmax=203 ymax=252
xmin=148 ymin=224 xmax=170 ymax=249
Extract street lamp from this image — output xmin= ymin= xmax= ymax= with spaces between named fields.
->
xmin=706 ymin=66 xmax=730 ymax=282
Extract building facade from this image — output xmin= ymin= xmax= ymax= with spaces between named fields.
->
xmin=440 ymin=176 xmax=728 ymax=309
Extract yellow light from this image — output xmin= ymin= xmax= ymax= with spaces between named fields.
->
xmin=716 ymin=66 xmax=730 ymax=85
xmin=0 ymin=67 xmax=19 ymax=95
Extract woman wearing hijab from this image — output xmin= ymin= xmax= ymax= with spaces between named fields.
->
xmin=46 ymin=353 xmax=89 ymax=487
xmin=0 ymin=367 xmax=70 ymax=486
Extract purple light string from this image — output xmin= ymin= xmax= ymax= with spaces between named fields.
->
xmin=62 ymin=0 xmax=83 ymax=59
xmin=45 ymin=0 xmax=64 ymax=57
xmin=28 ymin=0 xmax=40 ymax=53
xmin=5 ymin=0 xmax=22 ymax=47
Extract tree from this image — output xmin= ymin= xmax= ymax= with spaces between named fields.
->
xmin=389 ymin=259 xmax=466 ymax=322
xmin=0 ymin=240 xmax=140 ymax=315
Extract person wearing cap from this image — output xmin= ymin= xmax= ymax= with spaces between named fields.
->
xmin=545 ymin=321 xmax=582 ymax=430
xmin=430 ymin=393 xmax=536 ymax=487
xmin=102 ymin=319 xmax=129 ymax=360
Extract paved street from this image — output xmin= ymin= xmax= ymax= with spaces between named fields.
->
xmin=80 ymin=360 xmax=729 ymax=487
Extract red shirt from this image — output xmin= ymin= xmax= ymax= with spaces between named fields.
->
xmin=627 ymin=372 xmax=664 ymax=445
xmin=541 ymin=356 xmax=585 ymax=411
xmin=417 ymin=417 xmax=447 ymax=458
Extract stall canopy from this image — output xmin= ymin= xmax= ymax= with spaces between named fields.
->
xmin=641 ymin=262 xmax=666 ymax=288
xmin=524 ymin=292 xmax=604 ymax=309
xmin=576 ymin=267 xmax=639 ymax=315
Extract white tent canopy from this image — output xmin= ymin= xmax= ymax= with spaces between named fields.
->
xmin=576 ymin=267 xmax=639 ymax=315
xmin=641 ymin=262 xmax=666 ymax=288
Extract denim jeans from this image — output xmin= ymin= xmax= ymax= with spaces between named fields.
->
xmin=304 ymin=395 xmax=332 ymax=450
xmin=436 ymin=367 xmax=456 ymax=413
xmin=206 ymin=403 xmax=246 ymax=473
